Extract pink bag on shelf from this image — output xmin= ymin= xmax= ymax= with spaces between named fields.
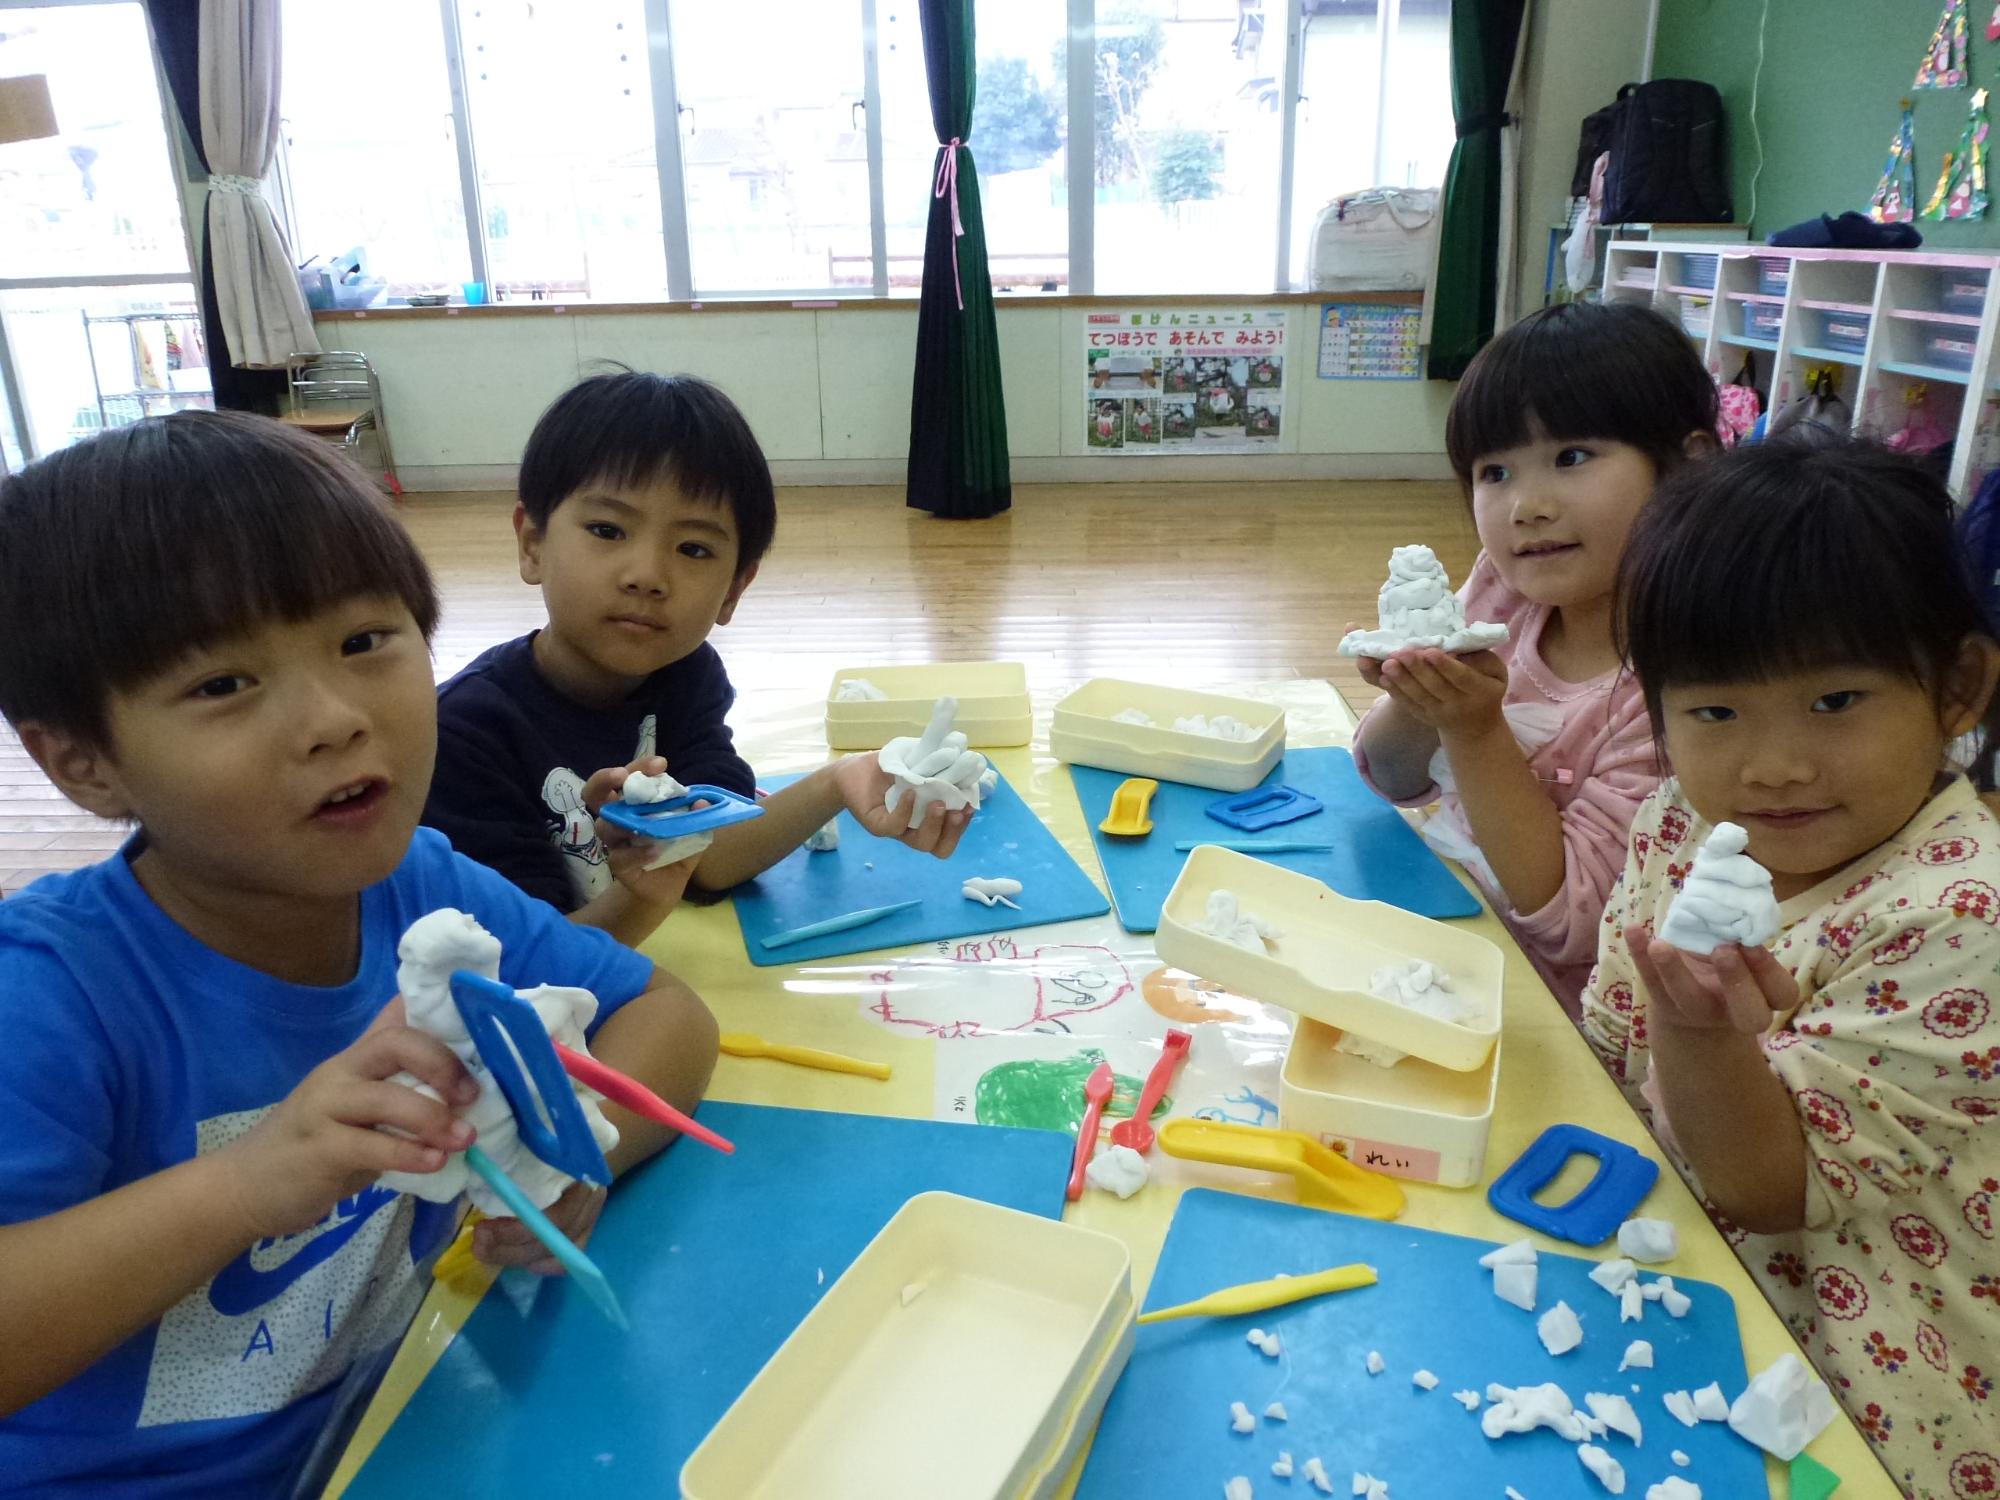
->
xmin=1714 ymin=354 xmax=1762 ymax=447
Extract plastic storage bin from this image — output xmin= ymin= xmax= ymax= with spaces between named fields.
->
xmin=1925 ymin=332 xmax=1979 ymax=372
xmin=1745 ymin=301 xmax=1784 ymax=341
xmin=1679 ymin=253 xmax=1719 ymax=290
xmin=1755 ymin=256 xmax=1792 ymax=296
xmin=825 ymin=662 xmax=1031 ymax=750
xmin=680 ymin=1192 xmax=1135 ymax=1500
xmin=1281 ymin=1020 xmax=1501 ymax=1188
xmin=1943 ymin=274 xmax=1988 ymax=317
xmin=1050 ymin=679 xmax=1285 ymax=792
xmin=1155 ymin=845 xmax=1503 ymax=1073
xmin=1820 ymin=312 xmax=1871 ymax=356
xmin=1677 ymin=293 xmax=1712 ymax=338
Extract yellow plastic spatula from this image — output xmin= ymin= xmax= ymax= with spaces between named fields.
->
xmin=719 ymin=1033 xmax=891 ymax=1080
xmin=1136 ymin=1261 xmax=1378 ymax=1325
xmin=1156 ymin=1117 xmax=1405 ymax=1219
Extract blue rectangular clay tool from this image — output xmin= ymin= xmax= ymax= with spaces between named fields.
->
xmin=450 ymin=972 xmax=612 ymax=1188
xmin=1205 ymin=783 xmax=1322 ymax=831
xmin=598 ymin=784 xmax=764 ymax=840
xmin=1487 ymin=1123 xmax=1661 ymax=1246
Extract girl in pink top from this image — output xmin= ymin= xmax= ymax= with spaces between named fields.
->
xmin=1352 ymin=302 xmax=1718 ymax=1013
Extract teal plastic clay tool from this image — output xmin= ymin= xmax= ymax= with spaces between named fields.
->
xmin=1171 ymin=838 xmax=1338 ymax=854
xmin=461 ymin=1143 xmax=628 ymax=1330
xmin=758 ymin=899 xmax=924 ymax=952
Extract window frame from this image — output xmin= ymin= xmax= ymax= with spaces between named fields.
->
xmin=299 ymin=0 xmax=1438 ymax=303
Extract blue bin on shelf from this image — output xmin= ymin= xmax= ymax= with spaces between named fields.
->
xmin=1821 ymin=312 xmax=1870 ymax=355
xmin=1746 ymin=301 xmax=1784 ymax=341
xmin=1943 ymin=275 xmax=1988 ymax=317
xmin=1756 ymin=256 xmax=1791 ymax=297
xmin=1681 ymin=253 xmax=1719 ymax=290
xmin=1925 ymin=331 xmax=1979 ymax=372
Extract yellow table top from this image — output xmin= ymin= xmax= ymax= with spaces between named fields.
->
xmin=326 ymin=679 xmax=1890 ymax=1500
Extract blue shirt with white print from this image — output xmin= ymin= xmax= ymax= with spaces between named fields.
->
xmin=0 ymin=827 xmax=652 ymax=1498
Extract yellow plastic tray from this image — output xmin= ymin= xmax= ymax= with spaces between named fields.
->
xmin=1282 ymin=1019 xmax=1501 ymax=1188
xmin=1049 ymin=678 xmax=1285 ymax=792
xmin=1155 ymin=845 xmax=1503 ymax=1072
xmin=824 ymin=662 xmax=1032 ymax=750
xmin=680 ymin=1192 xmax=1134 ymax=1500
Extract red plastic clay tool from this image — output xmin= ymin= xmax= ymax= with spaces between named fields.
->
xmin=1109 ymin=1028 xmax=1192 ymax=1155
xmin=552 ymin=1040 xmax=736 ymax=1155
xmin=1066 ymin=1060 xmax=1117 ymax=1202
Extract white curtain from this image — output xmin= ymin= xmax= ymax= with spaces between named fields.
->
xmin=1492 ymin=0 xmax=1533 ymax=330
xmin=198 ymin=0 xmax=319 ymax=368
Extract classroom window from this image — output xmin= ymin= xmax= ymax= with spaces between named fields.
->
xmin=279 ymin=0 xmax=471 ymax=292
xmin=266 ymin=0 xmax=1449 ymax=299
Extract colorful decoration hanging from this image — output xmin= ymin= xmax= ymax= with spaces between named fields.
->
xmin=1923 ymin=87 xmax=1990 ymax=219
xmin=1988 ymin=0 xmax=1999 ymax=41
xmin=1870 ymin=103 xmax=1919 ymax=222
xmin=1915 ymin=0 xmax=1970 ymax=88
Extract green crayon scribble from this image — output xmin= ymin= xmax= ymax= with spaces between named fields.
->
xmin=974 ymin=1048 xmax=1174 ymax=1132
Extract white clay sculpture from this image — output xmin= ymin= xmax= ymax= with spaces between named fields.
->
xmin=962 ymin=876 xmax=1024 ymax=909
xmin=1195 ymin=889 xmax=1283 ymax=953
xmin=1658 ymin=822 xmax=1780 ymax=954
xmin=1336 ymin=545 xmax=1511 ymax=659
xmin=877 ymin=696 xmax=998 ymax=831
xmin=377 ymin=910 xmax=619 ymax=1218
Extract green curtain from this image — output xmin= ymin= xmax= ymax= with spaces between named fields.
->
xmin=906 ymin=0 xmax=1012 ymax=518
xmin=1427 ymin=0 xmax=1528 ymax=381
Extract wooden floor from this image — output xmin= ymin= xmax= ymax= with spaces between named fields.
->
xmin=0 ymin=480 xmax=1474 ymax=893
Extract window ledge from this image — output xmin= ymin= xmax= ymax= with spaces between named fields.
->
xmin=310 ymin=288 xmax=1424 ymax=321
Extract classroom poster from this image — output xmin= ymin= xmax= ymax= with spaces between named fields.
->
xmin=1317 ymin=302 xmax=1424 ymax=379
xmin=1083 ymin=306 xmax=1287 ymax=453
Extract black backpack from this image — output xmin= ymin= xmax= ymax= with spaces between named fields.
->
xmin=1570 ymin=103 xmax=1618 ymax=198
xmin=1600 ymin=79 xmax=1732 ymax=224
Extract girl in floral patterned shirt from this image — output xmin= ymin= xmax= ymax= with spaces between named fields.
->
xmin=1583 ymin=439 xmax=2000 ymax=1500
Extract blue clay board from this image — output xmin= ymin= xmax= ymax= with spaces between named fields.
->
xmin=1079 ymin=1189 xmax=1767 ymax=1500
xmin=1070 ymin=747 xmax=1482 ymax=932
xmin=346 ymin=1102 xmax=1074 ymax=1497
xmin=731 ymin=769 xmax=1108 ymax=965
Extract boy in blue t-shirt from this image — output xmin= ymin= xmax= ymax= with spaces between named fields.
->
xmin=0 ymin=412 xmax=718 ymax=1498
xmin=423 ymin=372 xmax=970 ymax=944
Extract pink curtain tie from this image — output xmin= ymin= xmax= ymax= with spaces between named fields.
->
xmin=933 ymin=137 xmax=965 ymax=310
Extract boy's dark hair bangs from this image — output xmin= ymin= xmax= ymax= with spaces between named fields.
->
xmin=0 ymin=411 xmax=438 ymax=745
xmin=516 ymin=370 xmax=777 ymax=568
xmin=1617 ymin=438 xmax=1982 ymax=718
xmin=1445 ymin=302 xmax=1718 ymax=484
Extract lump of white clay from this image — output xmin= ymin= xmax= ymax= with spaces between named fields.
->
xmin=1299 ymin=1457 xmax=1334 ymax=1494
xmin=1350 ymin=1474 xmax=1389 ymax=1500
xmin=1538 ymin=1300 xmax=1584 ymax=1356
xmin=1112 ymin=707 xmax=1155 ymax=726
xmin=803 ymin=817 xmax=840 ymax=852
xmin=1506 ymin=1490 xmax=1529 ymax=1500
xmin=878 ymin=697 xmax=997 ymax=831
xmin=900 ymin=1281 xmax=927 ymax=1307
xmin=1264 ymin=1401 xmax=1289 ymax=1422
xmin=1336 ymin=960 xmax=1472 ymax=1068
xmin=1641 ymin=1275 xmax=1692 ymax=1318
xmin=1271 ymin=1452 xmax=1294 ymax=1478
xmin=1482 ymin=1382 xmax=1586 ymax=1442
xmin=1085 ymin=1143 xmax=1150 ymax=1199
xmin=377 ymin=910 xmax=618 ymax=1218
xmin=1690 ymin=1383 xmax=1729 ymax=1423
xmin=1246 ymin=1327 xmax=1266 ymax=1348
xmin=1493 ymin=1262 xmax=1539 ymax=1312
xmin=1590 ymin=1257 xmax=1639 ymax=1295
xmin=1618 ymin=1218 xmax=1678 ymax=1264
xmin=1658 ymin=822 xmax=1779 ymax=954
xmin=834 ymin=677 xmax=887 ymax=701
xmin=1412 ymin=1369 xmax=1439 ymax=1391
xmin=1670 ymin=1450 xmax=1690 ymax=1467
xmin=621 ymin=768 xmax=684 ymax=803
xmin=1256 ymin=1331 xmax=1282 ymax=1358
xmin=1480 ymin=1238 xmax=1537 ymax=1269
xmin=1453 ymin=1389 xmax=1482 ymax=1411
xmin=1230 ymin=1400 xmax=1256 ymax=1434
xmin=1196 ymin=889 xmax=1283 ymax=953
xmin=1174 ymin=712 xmax=1258 ymax=742
xmin=1585 ymin=1392 xmax=1644 ymax=1446
xmin=1225 ymin=1479 xmax=1253 ymax=1500
xmin=962 ymin=875 xmax=1023 ymax=910
xmin=1365 ymin=1350 xmax=1385 ymax=1375
xmin=1646 ymin=1480 xmax=1701 ymax=1500
xmin=1620 ymin=1282 xmax=1645 ymax=1324
xmin=1619 ymin=1340 xmax=1654 ymax=1372
xmin=1662 ymin=1391 xmax=1700 ymax=1428
xmin=1337 ymin=545 xmax=1511 ymax=659
xmin=1577 ymin=1443 xmax=1626 ymax=1494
